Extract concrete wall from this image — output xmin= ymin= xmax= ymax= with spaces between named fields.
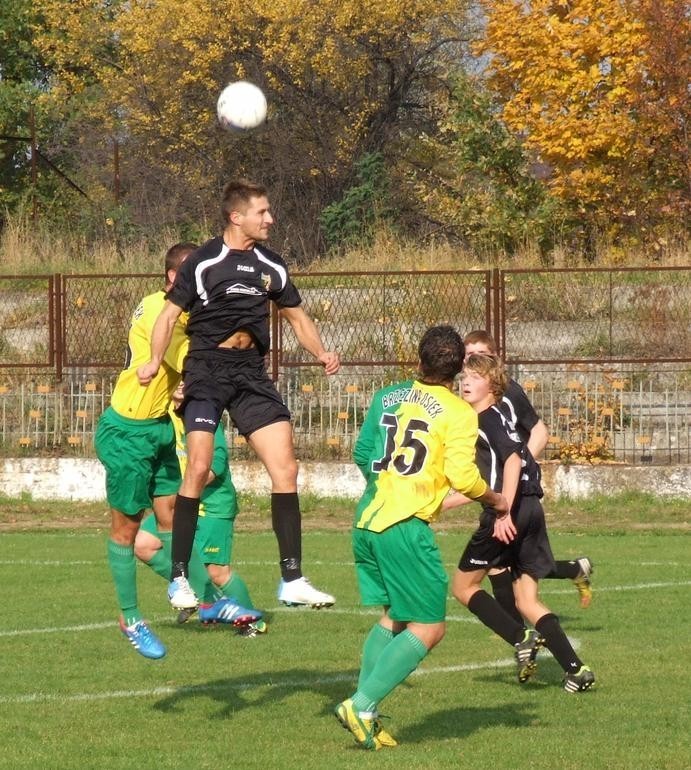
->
xmin=0 ymin=458 xmax=690 ymax=501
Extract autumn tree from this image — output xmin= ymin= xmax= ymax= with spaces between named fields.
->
xmin=401 ymin=72 xmax=563 ymax=257
xmin=30 ymin=0 xmax=474 ymax=258
xmin=478 ymin=0 xmax=690 ymax=250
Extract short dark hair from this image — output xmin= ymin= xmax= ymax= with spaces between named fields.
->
xmin=418 ymin=325 xmax=464 ymax=383
xmin=164 ymin=242 xmax=197 ymax=280
xmin=463 ymin=329 xmax=497 ymax=354
xmin=221 ymin=179 xmax=268 ymax=224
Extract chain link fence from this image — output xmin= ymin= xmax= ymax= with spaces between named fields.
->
xmin=1 ymin=268 xmax=689 ymax=463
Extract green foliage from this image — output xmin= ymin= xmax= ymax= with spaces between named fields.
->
xmin=319 ymin=152 xmax=393 ymax=250
xmin=407 ymin=74 xmax=566 ymax=259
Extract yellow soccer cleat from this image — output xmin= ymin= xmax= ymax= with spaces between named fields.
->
xmin=573 ymin=557 xmax=594 ymax=609
xmin=373 ymin=718 xmax=398 ymax=748
xmin=334 ymin=699 xmax=382 ymax=750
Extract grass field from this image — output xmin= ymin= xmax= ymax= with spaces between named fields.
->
xmin=1 ymin=498 xmax=690 ymax=769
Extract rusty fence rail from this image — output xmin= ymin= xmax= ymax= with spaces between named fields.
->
xmin=1 ymin=267 xmax=690 ymax=463
xmin=0 ymin=365 xmax=688 ymax=464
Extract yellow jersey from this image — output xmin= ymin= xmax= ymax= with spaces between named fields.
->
xmin=353 ymin=379 xmax=487 ymax=532
xmin=110 ymin=290 xmax=189 ymax=419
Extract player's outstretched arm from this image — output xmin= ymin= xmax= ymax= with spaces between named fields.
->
xmin=280 ymin=305 xmax=340 ymax=375
xmin=137 ymin=300 xmax=184 ymax=385
xmin=441 ymin=491 xmax=473 ymax=511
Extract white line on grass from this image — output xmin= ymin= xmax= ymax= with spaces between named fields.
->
xmin=0 ymin=657 xmax=517 ymax=705
xmin=0 ymin=640 xmax=583 ymax=707
xmin=1 ymin=557 xmax=689 ymax=569
xmin=1 ymin=579 xmax=689 ymax=640
xmin=0 ymin=560 xmax=97 ymax=566
xmin=0 ymin=609 xmax=477 ymax=639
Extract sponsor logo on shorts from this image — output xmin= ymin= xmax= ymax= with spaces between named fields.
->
xmin=469 ymin=558 xmax=489 ymax=565
xmin=194 ymin=417 xmax=216 ymax=425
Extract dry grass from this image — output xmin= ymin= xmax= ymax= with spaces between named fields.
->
xmin=0 ymin=215 xmax=182 ymax=275
xmin=1 ymin=214 xmax=688 ymax=275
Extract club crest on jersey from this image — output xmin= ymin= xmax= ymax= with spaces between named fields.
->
xmin=261 ymin=272 xmax=271 ymax=291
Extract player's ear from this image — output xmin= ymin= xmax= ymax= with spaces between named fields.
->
xmin=229 ymin=209 xmax=243 ymax=226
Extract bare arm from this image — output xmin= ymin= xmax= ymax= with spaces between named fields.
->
xmin=477 ymin=487 xmax=509 ymax=518
xmin=527 ymin=419 xmax=550 ymax=460
xmin=279 ymin=305 xmax=340 ymax=375
xmin=137 ymin=300 xmax=184 ymax=385
xmin=441 ymin=491 xmax=473 ymax=512
xmin=492 ymin=453 xmax=521 ymax=543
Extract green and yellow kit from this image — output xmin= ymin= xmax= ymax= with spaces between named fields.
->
xmin=353 ymin=379 xmax=488 ymax=532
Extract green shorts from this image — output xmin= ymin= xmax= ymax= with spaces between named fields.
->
xmin=194 ymin=515 xmax=233 ymax=565
xmin=352 ymin=517 xmax=448 ymax=623
xmin=140 ymin=512 xmax=234 ymax=566
xmin=94 ymin=407 xmax=181 ymax=515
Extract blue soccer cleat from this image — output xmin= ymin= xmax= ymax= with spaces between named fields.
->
xmin=119 ymin=618 xmax=166 ymax=659
xmin=198 ymin=598 xmax=263 ymax=627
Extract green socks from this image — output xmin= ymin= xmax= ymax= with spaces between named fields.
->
xmin=107 ymin=539 xmax=141 ymax=627
xmin=352 ymin=628 xmax=428 ymax=713
xmin=143 ymin=532 xmax=254 ymax=607
xmin=357 ymin=623 xmax=395 ymax=690
xmin=219 ymin=573 xmax=254 ymax=609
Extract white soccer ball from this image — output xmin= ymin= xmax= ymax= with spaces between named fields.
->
xmin=216 ymin=81 xmax=267 ymax=131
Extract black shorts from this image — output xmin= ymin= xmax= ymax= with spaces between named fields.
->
xmin=458 ymin=496 xmax=556 ymax=579
xmin=180 ymin=348 xmax=290 ymax=437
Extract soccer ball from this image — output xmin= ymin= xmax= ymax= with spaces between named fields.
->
xmin=216 ymin=81 xmax=267 ymax=131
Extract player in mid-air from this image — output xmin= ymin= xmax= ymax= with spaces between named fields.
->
xmin=450 ymin=353 xmax=595 ymax=692
xmin=95 ymin=243 xmax=258 ymax=660
xmin=134 ymin=384 xmax=264 ymax=636
xmin=137 ymin=179 xmax=339 ymax=614
xmin=463 ymin=330 xmax=593 ymax=613
xmin=335 ymin=326 xmax=509 ymax=750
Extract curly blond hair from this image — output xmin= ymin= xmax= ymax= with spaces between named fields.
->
xmin=463 ymin=353 xmax=507 ymax=401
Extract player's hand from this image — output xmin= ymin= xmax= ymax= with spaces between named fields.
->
xmin=318 ymin=351 xmax=340 ymax=375
xmin=136 ymin=361 xmax=159 ymax=385
xmin=493 ymin=514 xmax=516 ymax=544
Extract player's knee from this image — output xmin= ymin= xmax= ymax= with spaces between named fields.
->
xmin=451 ymin=578 xmax=474 ymax=606
xmin=207 ymin=564 xmax=231 ymax=586
xmin=185 ymin=456 xmax=212 ymax=486
xmin=514 ymin=595 xmax=532 ymax=617
xmin=267 ymin=457 xmax=298 ymax=489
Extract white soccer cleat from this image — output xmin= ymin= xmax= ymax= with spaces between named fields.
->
xmin=278 ymin=577 xmax=335 ymax=608
xmin=167 ymin=576 xmax=199 ymax=611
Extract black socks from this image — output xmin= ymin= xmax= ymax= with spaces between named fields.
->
xmin=170 ymin=495 xmax=200 ymax=579
xmin=271 ymin=492 xmax=302 ymax=581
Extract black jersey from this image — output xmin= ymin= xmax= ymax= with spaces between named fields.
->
xmin=498 ymin=379 xmax=540 ymax=445
xmin=475 ymin=404 xmax=543 ymax=513
xmin=166 ymin=236 xmax=302 ymax=355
